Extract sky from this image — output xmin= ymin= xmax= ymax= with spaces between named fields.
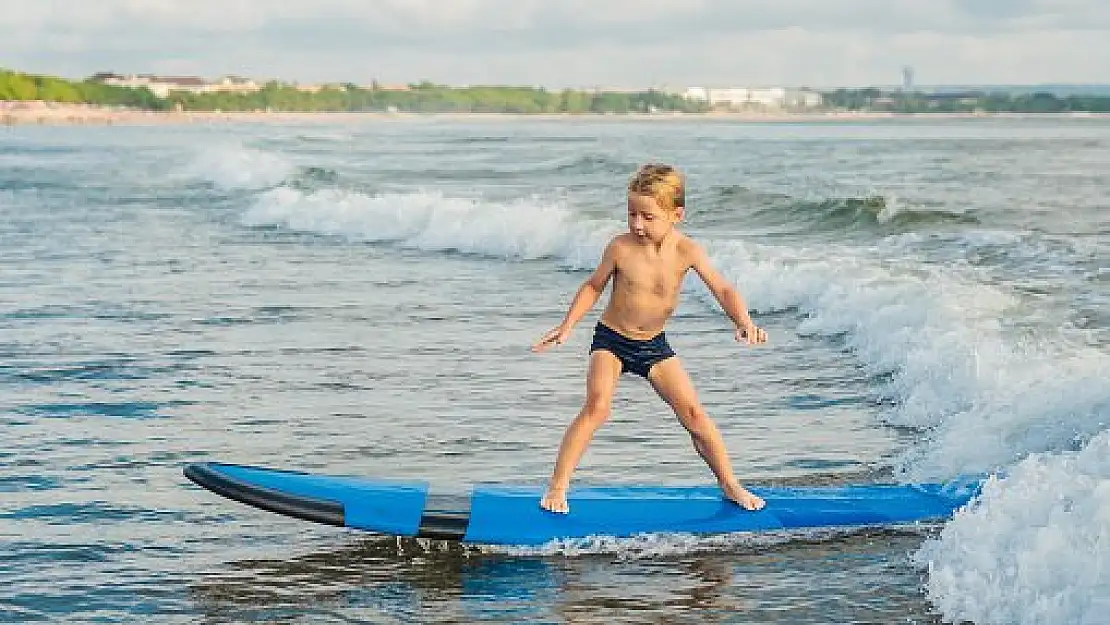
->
xmin=2 ymin=0 xmax=1109 ymax=89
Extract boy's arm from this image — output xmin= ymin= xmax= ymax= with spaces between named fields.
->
xmin=532 ymin=239 xmax=620 ymax=352
xmin=689 ymin=243 xmax=767 ymax=344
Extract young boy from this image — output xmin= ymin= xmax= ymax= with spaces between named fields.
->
xmin=531 ymin=163 xmax=768 ymax=514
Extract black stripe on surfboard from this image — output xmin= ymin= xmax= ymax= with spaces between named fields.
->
xmin=186 ymin=463 xmax=474 ymax=540
xmin=184 ymin=463 xmax=345 ymax=527
xmin=417 ymin=493 xmax=471 ymax=540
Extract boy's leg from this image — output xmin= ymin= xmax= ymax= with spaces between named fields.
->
xmin=646 ymin=357 xmax=765 ymax=511
xmin=540 ymin=349 xmax=623 ymax=513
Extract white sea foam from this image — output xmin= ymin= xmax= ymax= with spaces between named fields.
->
xmin=914 ymin=431 xmax=1110 ymax=625
xmin=486 ymin=526 xmax=890 ymax=560
xmin=242 ymin=186 xmax=619 ymax=267
xmin=705 ymin=239 xmax=1009 ymax=424
xmin=182 ymin=143 xmax=295 ymax=190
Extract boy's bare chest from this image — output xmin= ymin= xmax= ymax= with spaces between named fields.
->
xmin=615 ymin=255 xmax=686 ymax=297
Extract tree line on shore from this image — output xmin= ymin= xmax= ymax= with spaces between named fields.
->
xmin=822 ymin=88 xmax=1110 ymax=113
xmin=3 ymin=67 xmax=1110 ymax=114
xmin=1 ymin=68 xmax=167 ymax=109
xmin=0 ymin=68 xmax=706 ymax=114
xmin=176 ymin=80 xmax=709 ymax=114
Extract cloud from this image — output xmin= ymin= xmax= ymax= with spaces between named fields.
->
xmin=2 ymin=0 xmax=1108 ymax=87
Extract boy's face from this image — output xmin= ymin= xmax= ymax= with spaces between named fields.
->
xmin=627 ymin=194 xmax=682 ymax=243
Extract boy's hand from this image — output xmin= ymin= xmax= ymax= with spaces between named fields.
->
xmin=735 ymin=323 xmax=767 ymax=345
xmin=532 ymin=325 xmax=571 ymax=352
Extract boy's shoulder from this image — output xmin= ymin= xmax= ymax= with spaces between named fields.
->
xmin=674 ymin=233 xmax=706 ymax=259
xmin=606 ymin=232 xmax=638 ymax=251
xmin=606 ymin=232 xmax=705 ymax=257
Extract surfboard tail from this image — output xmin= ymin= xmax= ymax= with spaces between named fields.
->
xmin=185 ymin=462 xmax=346 ymax=527
xmin=184 ymin=462 xmax=433 ymax=536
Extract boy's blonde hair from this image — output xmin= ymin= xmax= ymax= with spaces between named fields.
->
xmin=628 ymin=163 xmax=686 ymax=213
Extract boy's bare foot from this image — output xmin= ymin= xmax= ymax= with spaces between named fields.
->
xmin=721 ymin=480 xmax=765 ymax=511
xmin=540 ymin=486 xmax=569 ymax=514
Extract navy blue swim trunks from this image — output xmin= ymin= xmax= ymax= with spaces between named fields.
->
xmin=589 ymin=322 xmax=676 ymax=378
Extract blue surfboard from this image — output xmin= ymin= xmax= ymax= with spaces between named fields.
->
xmin=183 ymin=462 xmax=980 ymax=545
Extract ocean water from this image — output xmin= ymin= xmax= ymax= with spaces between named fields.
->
xmin=1 ymin=116 xmax=1107 ymax=624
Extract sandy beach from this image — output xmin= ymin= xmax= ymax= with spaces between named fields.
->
xmin=2 ymin=101 xmax=1107 ymax=126
xmin=0 ymin=102 xmax=391 ymax=126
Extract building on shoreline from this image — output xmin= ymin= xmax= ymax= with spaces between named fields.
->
xmin=683 ymin=86 xmax=823 ymax=110
xmin=88 ymin=73 xmax=421 ymax=96
xmin=89 ymin=73 xmax=260 ymax=98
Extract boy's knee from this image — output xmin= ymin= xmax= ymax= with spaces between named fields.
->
xmin=676 ymin=405 xmax=710 ymax=434
xmin=582 ymin=398 xmax=611 ymax=423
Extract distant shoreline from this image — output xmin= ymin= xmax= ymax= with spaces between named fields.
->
xmin=3 ymin=103 xmax=1109 ymax=126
